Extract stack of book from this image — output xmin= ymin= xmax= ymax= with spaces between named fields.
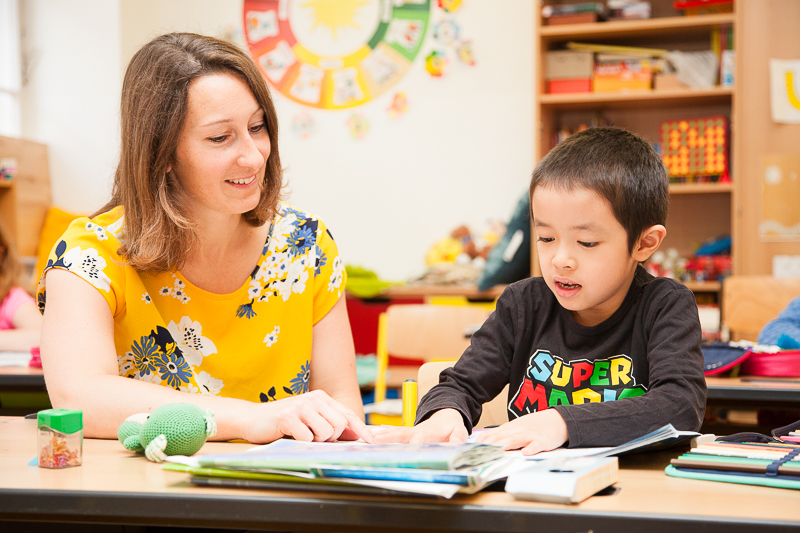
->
xmin=541 ymin=3 xmax=606 ymax=25
xmin=163 ymin=424 xmax=699 ymax=500
xmin=666 ymin=440 xmax=800 ymax=490
xmin=163 ymin=440 xmax=517 ymax=498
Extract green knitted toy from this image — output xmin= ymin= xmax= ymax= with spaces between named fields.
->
xmin=117 ymin=403 xmax=217 ymax=462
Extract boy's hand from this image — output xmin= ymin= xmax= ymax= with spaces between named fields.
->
xmin=475 ymin=408 xmax=568 ymax=455
xmin=371 ymin=408 xmax=469 ymax=444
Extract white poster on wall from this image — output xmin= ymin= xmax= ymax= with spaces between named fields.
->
xmin=769 ymin=59 xmax=800 ymax=124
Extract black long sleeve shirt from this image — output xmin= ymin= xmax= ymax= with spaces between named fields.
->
xmin=416 ymin=266 xmax=707 ymax=447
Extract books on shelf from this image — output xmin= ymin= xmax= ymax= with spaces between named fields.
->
xmin=541 ymin=2 xmax=606 ymax=25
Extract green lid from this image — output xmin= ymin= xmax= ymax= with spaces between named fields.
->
xmin=37 ymin=409 xmax=83 ymax=434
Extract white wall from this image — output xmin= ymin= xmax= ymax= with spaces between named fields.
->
xmin=20 ymin=0 xmax=122 ymax=213
xmin=20 ymin=0 xmax=535 ymax=281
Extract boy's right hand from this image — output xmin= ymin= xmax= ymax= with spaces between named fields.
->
xmin=371 ymin=408 xmax=469 ymax=444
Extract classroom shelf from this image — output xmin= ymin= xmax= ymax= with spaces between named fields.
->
xmin=669 ymin=183 xmax=733 ymax=194
xmin=683 ymin=281 xmax=721 ymax=292
xmin=540 ymin=13 xmax=735 ymax=42
xmin=538 ymin=87 xmax=733 ymax=110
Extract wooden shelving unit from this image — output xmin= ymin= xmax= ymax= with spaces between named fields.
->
xmin=0 ymin=136 xmax=51 ymax=261
xmin=532 ymin=2 xmax=737 ymax=292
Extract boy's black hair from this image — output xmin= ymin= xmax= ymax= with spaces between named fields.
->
xmin=529 ymin=127 xmax=669 ymax=254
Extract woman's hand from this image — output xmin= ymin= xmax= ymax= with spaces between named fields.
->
xmin=244 ymin=389 xmax=373 ymax=444
xmin=371 ymin=408 xmax=469 ymax=444
xmin=475 ymin=408 xmax=568 ymax=455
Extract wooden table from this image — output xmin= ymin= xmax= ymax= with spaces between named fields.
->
xmin=705 ymin=376 xmax=800 ymax=409
xmin=1 ymin=417 xmax=798 ymax=532
xmin=0 ymin=366 xmax=45 ymax=392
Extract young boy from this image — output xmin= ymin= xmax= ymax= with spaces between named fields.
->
xmin=374 ymin=127 xmax=707 ymax=454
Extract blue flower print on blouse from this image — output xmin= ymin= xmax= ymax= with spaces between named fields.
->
xmin=314 ymin=244 xmax=327 ymax=276
xmin=289 ymin=361 xmax=311 ymax=394
xmin=287 ymin=226 xmax=316 ymax=258
xmin=154 ymin=347 xmax=192 ymax=389
xmin=132 ymin=335 xmax=160 ymax=378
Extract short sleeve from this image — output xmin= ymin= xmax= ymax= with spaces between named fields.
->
xmin=311 ymin=218 xmax=346 ymax=325
xmin=37 ymin=209 xmax=127 ymax=317
xmin=0 ymin=287 xmax=35 ymax=330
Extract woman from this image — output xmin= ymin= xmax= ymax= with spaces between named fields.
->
xmin=39 ymin=33 xmax=369 ymax=443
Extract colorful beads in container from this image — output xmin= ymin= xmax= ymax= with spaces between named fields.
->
xmin=660 ymin=115 xmax=729 ymax=183
xmin=117 ymin=403 xmax=216 ymax=462
xmin=38 ymin=408 xmax=83 ymax=468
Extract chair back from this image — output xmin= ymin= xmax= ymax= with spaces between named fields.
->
xmin=385 ymin=304 xmax=491 ymax=361
xmin=723 ymin=276 xmax=800 ymax=341
xmin=417 ymin=361 xmax=509 ymax=429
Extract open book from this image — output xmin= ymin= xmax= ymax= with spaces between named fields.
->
xmin=164 ymin=440 xmax=515 ymax=498
xmin=196 ymin=440 xmax=506 ymax=471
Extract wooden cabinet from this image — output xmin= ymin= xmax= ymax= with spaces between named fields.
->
xmin=532 ymin=2 xmax=736 ymax=295
xmin=0 ymin=136 xmax=51 ymax=287
xmin=533 ymin=0 xmax=800 ymax=286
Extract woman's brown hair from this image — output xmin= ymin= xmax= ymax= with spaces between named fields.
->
xmin=0 ymin=220 xmax=21 ymax=304
xmin=95 ymin=32 xmax=283 ymax=272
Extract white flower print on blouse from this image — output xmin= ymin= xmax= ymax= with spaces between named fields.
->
xmin=328 ymin=256 xmax=344 ymax=293
xmin=196 ymin=371 xmax=224 ymax=395
xmin=118 ymin=351 xmax=135 ymax=376
xmin=106 ymin=215 xmax=125 ymax=240
xmin=264 ymin=325 xmax=280 ymax=347
xmin=247 ymin=279 xmax=262 ymax=301
xmin=166 ymin=317 xmax=218 ymax=368
xmin=85 ymin=221 xmax=108 ymax=241
xmin=179 ymin=383 xmax=200 ymax=394
xmin=287 ymin=259 xmax=309 ymax=298
xmin=62 ymin=246 xmax=112 ymax=292
xmin=141 ymin=292 xmax=152 ymax=305
xmin=269 ymin=210 xmax=298 ymax=253
xmin=158 ymin=276 xmax=191 ymax=304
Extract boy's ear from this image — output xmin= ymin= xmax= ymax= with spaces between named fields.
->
xmin=633 ymin=224 xmax=667 ymax=262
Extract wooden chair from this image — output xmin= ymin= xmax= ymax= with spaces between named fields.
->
xmin=409 ymin=361 xmax=509 ymax=429
xmin=723 ymin=276 xmax=800 ymax=341
xmin=367 ymin=304 xmax=492 ymax=425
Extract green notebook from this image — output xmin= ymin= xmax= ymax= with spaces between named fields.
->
xmin=665 ymin=465 xmax=800 ymax=490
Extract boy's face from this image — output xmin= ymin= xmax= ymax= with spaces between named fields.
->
xmin=532 ymin=185 xmax=640 ymax=327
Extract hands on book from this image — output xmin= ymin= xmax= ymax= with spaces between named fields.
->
xmin=372 ymin=409 xmax=468 ymax=444
xmin=476 ymin=409 xmax=568 ymax=455
xmin=372 ymin=407 xmax=569 ymax=455
xmin=242 ymin=390 xmax=374 ymax=444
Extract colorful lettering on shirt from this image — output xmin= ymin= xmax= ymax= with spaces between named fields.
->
xmin=508 ymin=349 xmax=647 ymax=418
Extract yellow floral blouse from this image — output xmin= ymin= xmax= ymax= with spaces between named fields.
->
xmin=37 ymin=203 xmax=346 ymax=403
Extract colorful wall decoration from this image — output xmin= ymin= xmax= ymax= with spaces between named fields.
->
xmin=244 ymin=0 xmax=431 ymax=110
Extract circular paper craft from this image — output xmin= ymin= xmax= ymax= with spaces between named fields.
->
xmin=244 ymin=0 xmax=431 ymax=109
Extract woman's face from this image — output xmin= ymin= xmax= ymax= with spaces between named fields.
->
xmin=169 ymin=72 xmax=270 ymax=221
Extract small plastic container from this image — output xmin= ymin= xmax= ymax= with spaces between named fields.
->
xmin=29 ymin=346 xmax=42 ymax=367
xmin=37 ymin=409 xmax=83 ymax=469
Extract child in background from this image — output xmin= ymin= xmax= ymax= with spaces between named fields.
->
xmin=0 ymin=221 xmax=42 ymax=352
xmin=375 ymin=127 xmax=706 ymax=453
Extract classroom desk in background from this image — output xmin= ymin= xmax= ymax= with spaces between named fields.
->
xmin=1 ymin=417 xmax=799 ymax=532
xmin=3 ymin=368 xmax=800 ymax=409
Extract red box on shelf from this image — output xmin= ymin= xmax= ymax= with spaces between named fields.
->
xmin=547 ymin=78 xmax=592 ymax=94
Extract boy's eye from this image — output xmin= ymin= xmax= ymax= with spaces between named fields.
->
xmin=579 ymin=241 xmax=598 ymax=248
xmin=537 ymin=237 xmax=554 ymax=243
